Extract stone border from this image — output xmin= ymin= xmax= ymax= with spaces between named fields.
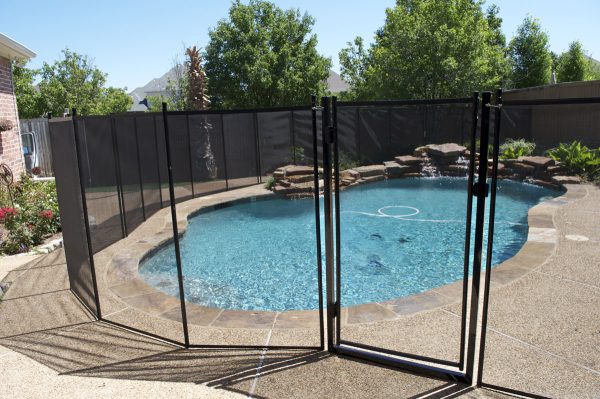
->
xmin=103 ymin=181 xmax=576 ymax=330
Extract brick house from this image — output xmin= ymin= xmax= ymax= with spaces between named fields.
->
xmin=0 ymin=33 xmax=35 ymax=178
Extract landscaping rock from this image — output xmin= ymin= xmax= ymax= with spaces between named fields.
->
xmin=287 ymin=174 xmax=313 ymax=183
xmin=547 ymin=165 xmax=566 ymax=174
xmin=552 ymin=175 xmax=582 ymax=185
xmin=413 ymin=146 xmax=429 ymax=157
xmin=395 ymin=155 xmax=423 ymax=165
xmin=362 ymin=175 xmax=385 ymax=183
xmin=284 ymin=165 xmax=314 ymax=176
xmin=354 ymin=165 xmax=386 ymax=178
xmin=518 ymin=156 xmax=555 ymax=168
xmin=512 ymin=162 xmax=536 ymax=176
xmin=426 ymin=143 xmax=466 ymax=158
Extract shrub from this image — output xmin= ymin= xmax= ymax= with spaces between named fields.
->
xmin=264 ymin=176 xmax=276 ymax=190
xmin=547 ymin=141 xmax=600 ymax=180
xmin=0 ymin=175 xmax=60 ymax=254
xmin=291 ymin=146 xmax=305 ymax=165
xmin=0 ymin=119 xmax=13 ymax=133
xmin=339 ymin=151 xmax=360 ymax=170
xmin=463 ymin=138 xmax=493 ymax=158
xmin=499 ymin=139 xmax=536 ymax=160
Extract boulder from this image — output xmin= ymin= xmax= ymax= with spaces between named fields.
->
xmin=287 ymin=174 xmax=313 ymax=183
xmin=413 ymin=146 xmax=429 ymax=157
xmin=552 ymin=175 xmax=582 ymax=185
xmin=395 ymin=155 xmax=423 ymax=165
xmin=362 ymin=175 xmax=385 ymax=183
xmin=354 ymin=164 xmax=386 ymax=178
xmin=547 ymin=165 xmax=566 ymax=174
xmin=426 ymin=143 xmax=467 ymax=158
xmin=518 ymin=156 xmax=555 ymax=168
xmin=512 ymin=162 xmax=536 ymax=176
xmin=284 ymin=165 xmax=314 ymax=176
xmin=345 ymin=169 xmax=360 ymax=179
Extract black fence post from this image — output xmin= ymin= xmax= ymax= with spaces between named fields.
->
xmin=253 ymin=112 xmax=262 ymax=183
xmin=477 ymin=88 xmax=503 ymax=386
xmin=152 ymin=115 xmax=164 ymax=208
xmin=162 ymin=103 xmax=190 ymax=348
xmin=311 ymin=95 xmax=325 ymax=351
xmin=332 ymin=96 xmax=342 ymax=346
xmin=133 ymin=116 xmax=146 ymax=220
xmin=459 ymin=92 xmax=480 ymax=371
xmin=321 ymin=97 xmax=336 ymax=352
xmin=110 ymin=115 xmax=128 ymax=236
xmin=71 ymin=108 xmax=102 ymax=319
xmin=220 ymin=113 xmax=229 ymax=191
xmin=465 ymin=91 xmax=492 ymax=381
xmin=185 ymin=114 xmax=195 ymax=198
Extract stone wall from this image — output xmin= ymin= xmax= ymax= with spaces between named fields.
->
xmin=0 ymin=56 xmax=25 ymax=177
xmin=270 ymin=143 xmax=580 ymax=199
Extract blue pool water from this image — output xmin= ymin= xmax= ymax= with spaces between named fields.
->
xmin=140 ymin=178 xmax=560 ymax=311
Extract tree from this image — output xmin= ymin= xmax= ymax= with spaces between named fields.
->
xmin=339 ymin=0 xmax=507 ymax=100
xmin=204 ymin=0 xmax=331 ymax=108
xmin=508 ymin=16 xmax=552 ymax=88
xmin=36 ymin=49 xmax=131 ymax=116
xmin=185 ymin=46 xmax=210 ymax=110
xmin=12 ymin=61 xmax=42 ymax=119
xmin=556 ymin=41 xmax=590 ymax=83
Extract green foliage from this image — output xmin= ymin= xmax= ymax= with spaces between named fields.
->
xmin=12 ymin=61 xmax=43 ymax=118
xmin=547 ymin=141 xmax=600 ymax=180
xmin=499 ymin=139 xmax=536 ymax=160
xmin=339 ymin=0 xmax=507 ymax=100
xmin=508 ymin=16 xmax=552 ymax=88
xmin=291 ymin=146 xmax=305 ymax=165
xmin=339 ymin=151 xmax=360 ymax=171
xmin=0 ymin=175 xmax=60 ymax=254
xmin=264 ymin=176 xmax=276 ymax=190
xmin=36 ymin=49 xmax=131 ymax=116
xmin=464 ymin=138 xmax=493 ymax=158
xmin=204 ymin=0 xmax=331 ymax=108
xmin=556 ymin=41 xmax=589 ymax=83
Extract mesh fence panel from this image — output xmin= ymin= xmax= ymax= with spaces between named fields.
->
xmin=113 ymin=116 xmax=145 ymax=232
xmin=49 ymin=119 xmax=98 ymax=316
xmin=223 ymin=113 xmax=259 ymax=188
xmin=390 ymin=106 xmax=425 ymax=155
xmin=480 ymin=103 xmax=600 ymax=397
xmin=257 ymin=111 xmax=293 ymax=174
xmin=135 ymin=114 xmax=163 ymax=215
xmin=188 ymin=114 xmax=227 ymax=195
xmin=165 ymin=114 xmax=194 ymax=203
xmin=292 ymin=109 xmax=322 ymax=166
xmin=79 ymin=117 xmax=123 ymax=253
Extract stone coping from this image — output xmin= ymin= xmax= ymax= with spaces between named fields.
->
xmin=103 ymin=181 xmax=575 ymax=330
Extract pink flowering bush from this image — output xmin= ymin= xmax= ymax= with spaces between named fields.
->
xmin=0 ymin=175 xmax=60 ymax=254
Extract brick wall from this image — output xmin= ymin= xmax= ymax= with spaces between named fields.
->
xmin=0 ymin=56 xmax=25 ymax=178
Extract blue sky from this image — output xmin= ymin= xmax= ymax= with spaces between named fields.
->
xmin=3 ymin=0 xmax=600 ymax=91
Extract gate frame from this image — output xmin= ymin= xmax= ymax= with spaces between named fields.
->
xmin=321 ymin=92 xmax=494 ymax=384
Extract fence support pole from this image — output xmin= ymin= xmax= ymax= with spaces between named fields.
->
xmin=311 ymin=95 xmax=325 ymax=351
xmin=477 ymin=88 xmax=503 ymax=386
xmin=459 ymin=92 xmax=480 ymax=371
xmin=465 ymin=91 xmax=492 ymax=382
xmin=162 ymin=103 xmax=190 ymax=348
xmin=71 ymin=108 xmax=102 ymax=319
xmin=133 ymin=116 xmax=146 ymax=220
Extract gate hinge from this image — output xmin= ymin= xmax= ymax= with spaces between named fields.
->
xmin=472 ymin=182 xmax=489 ymax=197
xmin=328 ymin=126 xmax=335 ymax=143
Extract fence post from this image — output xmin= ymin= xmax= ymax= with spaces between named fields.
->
xmin=110 ymin=115 xmax=128 ymax=236
xmin=133 ymin=116 xmax=146 ymax=220
xmin=477 ymin=88 xmax=503 ymax=386
xmin=152 ymin=115 xmax=164 ymax=208
xmin=465 ymin=91 xmax=492 ymax=382
xmin=185 ymin=114 xmax=195 ymax=198
xmin=220 ymin=113 xmax=229 ymax=191
xmin=161 ymin=103 xmax=190 ymax=347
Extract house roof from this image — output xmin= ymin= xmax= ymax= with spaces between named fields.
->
xmin=0 ymin=33 xmax=36 ymax=61
xmin=327 ymin=70 xmax=350 ymax=93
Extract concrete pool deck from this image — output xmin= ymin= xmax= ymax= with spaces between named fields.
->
xmin=0 ymin=183 xmax=599 ymax=398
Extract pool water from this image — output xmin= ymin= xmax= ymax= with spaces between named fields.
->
xmin=139 ymin=178 xmax=560 ymax=311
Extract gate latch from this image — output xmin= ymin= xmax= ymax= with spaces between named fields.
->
xmin=472 ymin=182 xmax=489 ymax=197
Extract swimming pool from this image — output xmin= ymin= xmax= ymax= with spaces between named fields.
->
xmin=139 ymin=178 xmax=560 ymax=311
